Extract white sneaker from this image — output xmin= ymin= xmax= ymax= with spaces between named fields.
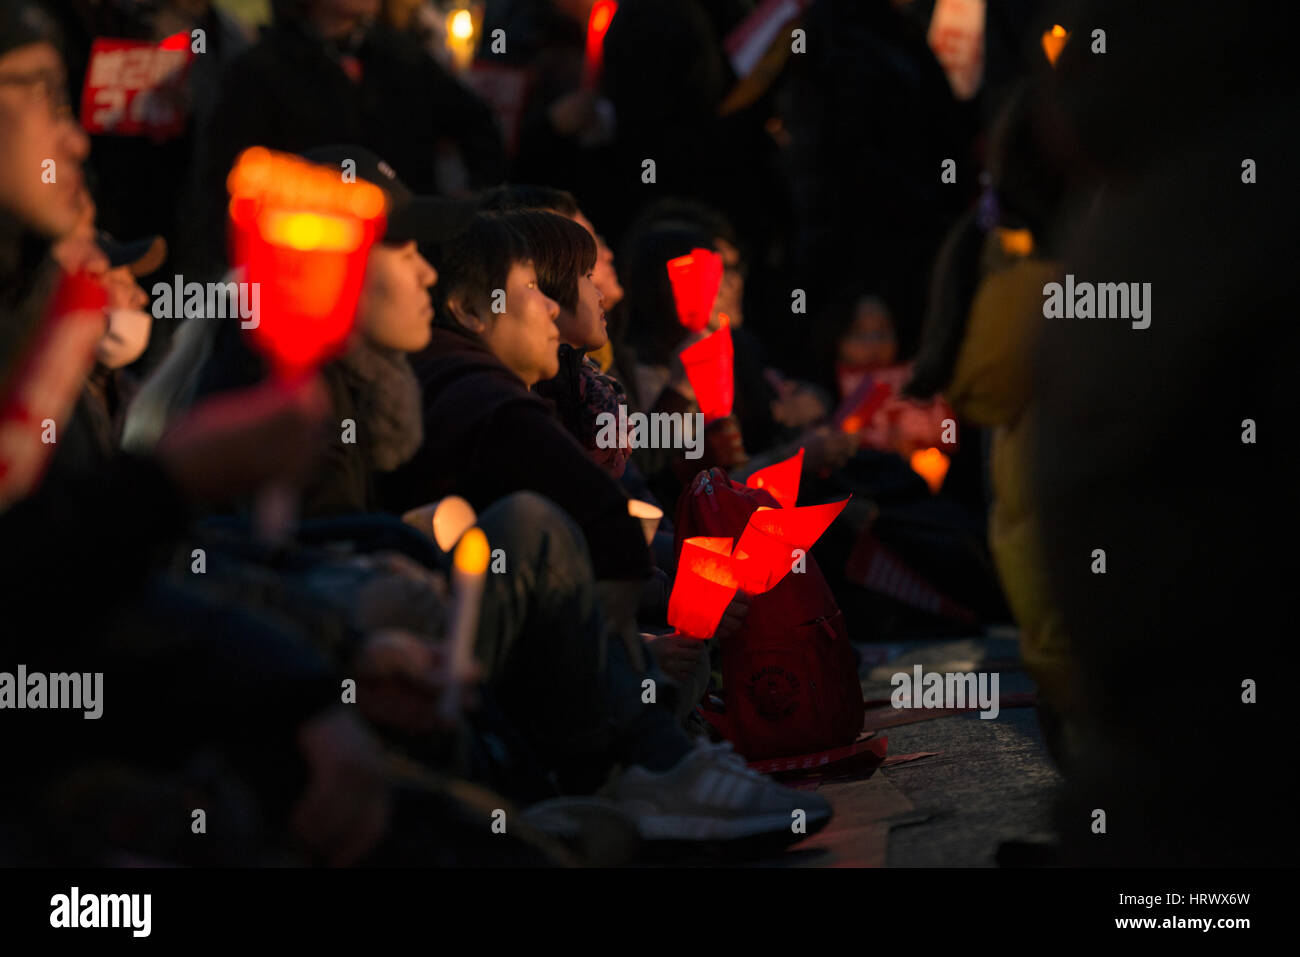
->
xmin=610 ymin=741 xmax=832 ymax=844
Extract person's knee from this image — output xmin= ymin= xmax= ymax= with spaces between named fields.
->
xmin=478 ymin=492 xmax=593 ymax=582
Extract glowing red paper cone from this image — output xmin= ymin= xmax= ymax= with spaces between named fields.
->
xmin=668 ymin=536 xmax=740 ymax=639
xmin=734 ymin=498 xmax=851 ymax=592
xmin=745 ymin=446 xmax=804 ymax=509
xmin=667 ymin=248 xmax=723 ymax=332
xmin=582 ymin=1 xmax=618 ymax=89
xmin=680 ymin=323 xmax=734 ymax=424
xmin=228 ymin=147 xmax=388 ymax=380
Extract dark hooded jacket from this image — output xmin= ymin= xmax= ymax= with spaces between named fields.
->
xmin=380 ymin=326 xmax=649 ymax=580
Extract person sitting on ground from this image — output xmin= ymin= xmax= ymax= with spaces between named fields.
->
xmin=380 ymin=210 xmax=648 ymax=583
xmin=501 ymin=208 xmax=630 ymax=478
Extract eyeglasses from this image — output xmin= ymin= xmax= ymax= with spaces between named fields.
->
xmin=0 ymin=68 xmax=74 ymax=121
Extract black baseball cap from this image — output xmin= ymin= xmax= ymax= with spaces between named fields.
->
xmin=302 ymin=145 xmax=476 ymax=246
xmin=0 ymin=3 xmax=61 ymax=60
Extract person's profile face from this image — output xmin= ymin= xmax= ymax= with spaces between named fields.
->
xmin=570 ymin=209 xmax=623 ymax=309
xmin=0 ymin=43 xmax=89 ymax=240
xmin=481 ymin=261 xmax=561 ymax=387
xmin=356 ymin=241 xmax=438 ymax=353
xmin=557 ymin=270 xmax=607 ymax=352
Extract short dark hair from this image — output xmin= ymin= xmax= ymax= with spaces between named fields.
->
xmin=478 ymin=183 xmax=580 ymax=217
xmin=497 ymin=209 xmax=596 ymax=313
xmin=432 ymin=212 xmax=530 ymax=327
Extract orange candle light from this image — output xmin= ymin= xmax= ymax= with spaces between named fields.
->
xmin=668 ymin=536 xmax=740 ymax=639
xmin=1041 ymin=24 xmax=1068 ymax=67
xmin=440 ymin=526 xmax=490 ymax=721
xmin=744 ymin=446 xmax=804 ymax=509
xmin=910 ymin=446 xmax=950 ymax=494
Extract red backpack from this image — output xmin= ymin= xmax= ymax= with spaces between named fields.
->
xmin=673 ymin=468 xmax=865 ymax=760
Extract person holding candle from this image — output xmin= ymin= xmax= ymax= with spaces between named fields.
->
xmin=382 ymin=210 xmax=650 ymax=582
xmin=0 ymin=10 xmax=408 ymax=868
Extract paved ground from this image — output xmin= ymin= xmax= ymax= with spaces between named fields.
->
xmin=756 ymin=633 xmax=1062 ymax=867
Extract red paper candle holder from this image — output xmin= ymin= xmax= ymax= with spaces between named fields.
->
xmin=679 ymin=322 xmax=734 ymax=424
xmin=734 ymin=498 xmax=851 ymax=592
xmin=667 ymin=248 xmax=723 ymax=332
xmin=668 ymin=536 xmax=740 ymax=640
xmin=745 ymin=446 xmax=804 ymax=509
xmin=227 ymin=147 xmax=388 ymax=380
xmin=582 ymin=1 xmax=618 ymax=88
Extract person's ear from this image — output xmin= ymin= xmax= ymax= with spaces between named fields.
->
xmin=445 ymin=293 xmax=487 ymax=334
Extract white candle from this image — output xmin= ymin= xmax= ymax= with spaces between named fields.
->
xmin=440 ymin=526 xmax=490 ymax=722
xmin=627 ymin=498 xmax=663 ymax=546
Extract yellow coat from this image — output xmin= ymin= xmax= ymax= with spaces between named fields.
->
xmin=945 ymin=256 xmax=1075 ymax=712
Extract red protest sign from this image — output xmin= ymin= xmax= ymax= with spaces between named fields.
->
xmin=80 ymin=34 xmax=195 ymax=140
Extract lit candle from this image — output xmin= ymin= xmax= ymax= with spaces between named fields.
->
xmin=445 ymin=6 xmax=478 ymax=73
xmin=440 ymin=526 xmax=490 ymax=722
xmin=627 ymin=498 xmax=663 ymax=546
xmin=910 ymin=447 xmax=950 ymax=494
xmin=668 ymin=536 xmax=740 ymax=640
xmin=1041 ymin=24 xmax=1068 ymax=67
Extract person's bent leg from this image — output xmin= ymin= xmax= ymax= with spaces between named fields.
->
xmin=473 ymin=492 xmax=690 ymax=790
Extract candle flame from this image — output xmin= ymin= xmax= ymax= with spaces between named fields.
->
xmin=453 ymin=527 xmax=490 ymax=576
xmin=450 ymin=9 xmax=474 ymax=40
xmin=260 ymin=211 xmax=363 ymax=252
xmin=1041 ymin=25 xmax=1069 ymax=67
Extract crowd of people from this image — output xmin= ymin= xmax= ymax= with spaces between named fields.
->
xmin=1 ymin=0 xmax=1293 ymax=867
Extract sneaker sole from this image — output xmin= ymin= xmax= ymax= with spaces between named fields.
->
xmin=634 ymin=807 xmax=832 ymax=843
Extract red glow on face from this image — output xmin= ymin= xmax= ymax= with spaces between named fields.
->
xmin=668 ymin=536 xmax=740 ymax=639
xmin=227 ymin=148 xmax=387 ymax=379
xmin=679 ymin=322 xmax=734 ymax=423
xmin=745 ymin=446 xmax=804 ymax=509
xmin=159 ymin=31 xmax=190 ymax=51
xmin=667 ymin=248 xmax=723 ymax=332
